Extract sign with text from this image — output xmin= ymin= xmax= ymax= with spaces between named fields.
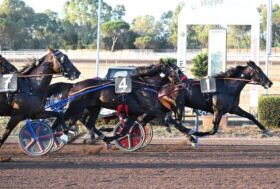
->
xmin=208 ymin=29 xmax=227 ymax=76
xmin=115 ymin=77 xmax=132 ymax=94
xmin=0 ymin=74 xmax=17 ymax=92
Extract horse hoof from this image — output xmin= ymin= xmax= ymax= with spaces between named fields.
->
xmin=165 ymin=127 xmax=172 ymax=133
xmin=262 ymin=130 xmax=272 ymax=137
xmin=105 ymin=143 xmax=112 ymax=150
xmin=191 ymin=142 xmax=199 ymax=147
xmin=188 ymin=135 xmax=198 ymax=147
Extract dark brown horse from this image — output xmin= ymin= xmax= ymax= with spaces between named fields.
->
xmin=50 ymin=62 xmax=185 ymax=144
xmin=158 ymin=60 xmax=273 ymax=139
xmin=0 ymin=48 xmax=80 ymax=147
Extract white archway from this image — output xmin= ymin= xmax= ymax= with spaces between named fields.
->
xmin=177 ymin=0 xmax=261 ymax=107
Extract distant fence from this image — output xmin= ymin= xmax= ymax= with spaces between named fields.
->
xmin=2 ymin=49 xmax=280 ymax=62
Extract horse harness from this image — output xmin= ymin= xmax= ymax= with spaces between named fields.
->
xmin=6 ymin=77 xmax=44 ymax=108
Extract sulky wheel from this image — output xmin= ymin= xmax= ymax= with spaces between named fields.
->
xmin=50 ymin=124 xmax=65 ymax=152
xmin=19 ymin=121 xmax=54 ymax=156
xmin=113 ymin=121 xmax=145 ymax=152
xmin=44 ymin=118 xmax=65 ymax=152
xmin=141 ymin=123 xmax=153 ymax=148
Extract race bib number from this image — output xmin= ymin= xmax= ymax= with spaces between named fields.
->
xmin=115 ymin=77 xmax=132 ymax=94
xmin=0 ymin=74 xmax=17 ymax=92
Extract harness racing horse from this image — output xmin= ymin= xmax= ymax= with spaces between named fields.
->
xmin=0 ymin=48 xmax=80 ymax=148
xmin=159 ymin=60 xmax=273 ymax=139
xmin=52 ymin=62 xmax=184 ymax=146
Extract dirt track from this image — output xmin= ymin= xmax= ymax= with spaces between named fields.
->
xmin=1 ymin=139 xmax=280 ymax=189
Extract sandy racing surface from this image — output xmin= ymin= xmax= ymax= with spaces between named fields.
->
xmin=1 ymin=138 xmax=280 ymax=189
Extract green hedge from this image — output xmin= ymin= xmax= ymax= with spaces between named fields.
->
xmin=258 ymin=95 xmax=280 ymax=128
xmin=190 ymin=51 xmax=208 ymax=79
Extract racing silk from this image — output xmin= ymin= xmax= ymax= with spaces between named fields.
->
xmin=181 ymin=75 xmax=188 ymax=81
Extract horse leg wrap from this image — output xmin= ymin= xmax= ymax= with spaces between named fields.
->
xmin=187 ymin=130 xmax=195 ymax=136
xmin=60 ymin=134 xmax=69 ymax=144
xmin=98 ymin=134 xmax=106 ymax=140
xmin=262 ymin=129 xmax=272 ymax=137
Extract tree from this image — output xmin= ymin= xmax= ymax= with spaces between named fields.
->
xmin=258 ymin=4 xmax=280 ymax=48
xmin=112 ymin=4 xmax=126 ymax=20
xmin=134 ymin=36 xmax=153 ymax=50
xmin=0 ymin=18 xmax=12 ymax=50
xmin=131 ymin=15 xmax=156 ymax=35
xmin=168 ymin=2 xmax=185 ymax=49
xmin=60 ymin=20 xmax=79 ymax=49
xmin=119 ymin=30 xmax=138 ymax=49
xmin=131 ymin=15 xmax=159 ymax=50
xmin=63 ymin=0 xmax=112 ymax=49
xmin=227 ymin=25 xmax=251 ymax=50
xmin=32 ymin=11 xmax=64 ymax=49
xmin=0 ymin=0 xmax=35 ymax=49
xmin=64 ymin=0 xmax=112 ymax=26
xmin=101 ymin=20 xmax=130 ymax=52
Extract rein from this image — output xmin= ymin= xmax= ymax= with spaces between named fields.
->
xmin=190 ymin=77 xmax=259 ymax=85
xmin=157 ymin=83 xmax=187 ymax=99
xmin=216 ymin=77 xmax=259 ymax=84
xmin=133 ymin=80 xmax=165 ymax=88
xmin=69 ymin=81 xmax=114 ymax=96
xmin=17 ymin=73 xmax=63 ymax=78
xmin=157 ymin=77 xmax=260 ymax=99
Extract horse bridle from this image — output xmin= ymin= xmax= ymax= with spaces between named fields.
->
xmin=169 ymin=63 xmax=188 ymax=82
xmin=52 ymin=50 xmax=71 ymax=77
xmin=246 ymin=63 xmax=267 ymax=85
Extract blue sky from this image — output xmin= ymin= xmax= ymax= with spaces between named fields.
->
xmin=1 ymin=0 xmax=280 ymax=23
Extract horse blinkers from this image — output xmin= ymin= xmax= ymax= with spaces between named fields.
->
xmin=52 ymin=50 xmax=80 ymax=80
xmin=247 ymin=61 xmax=273 ymax=89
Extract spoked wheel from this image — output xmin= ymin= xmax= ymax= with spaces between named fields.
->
xmin=141 ymin=123 xmax=153 ymax=148
xmin=43 ymin=118 xmax=65 ymax=152
xmin=113 ymin=121 xmax=145 ymax=152
xmin=19 ymin=121 xmax=54 ymax=156
xmin=50 ymin=121 xmax=79 ymax=151
xmin=50 ymin=124 xmax=65 ymax=152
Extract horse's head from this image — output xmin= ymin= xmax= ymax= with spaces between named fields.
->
xmin=160 ymin=59 xmax=186 ymax=82
xmin=47 ymin=48 xmax=81 ymax=80
xmin=0 ymin=55 xmax=17 ymax=74
xmin=159 ymin=60 xmax=180 ymax=85
xmin=247 ymin=60 xmax=273 ymax=89
xmin=132 ymin=63 xmax=179 ymax=86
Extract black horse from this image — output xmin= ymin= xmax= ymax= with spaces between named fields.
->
xmin=51 ymin=62 xmax=183 ymax=144
xmin=0 ymin=48 xmax=80 ymax=147
xmin=158 ymin=60 xmax=273 ymax=138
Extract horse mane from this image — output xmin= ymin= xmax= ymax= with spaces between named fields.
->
xmin=132 ymin=64 xmax=162 ymax=78
xmin=18 ymin=57 xmax=44 ymax=75
xmin=0 ymin=56 xmax=18 ymax=73
xmin=214 ymin=66 xmax=245 ymax=78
